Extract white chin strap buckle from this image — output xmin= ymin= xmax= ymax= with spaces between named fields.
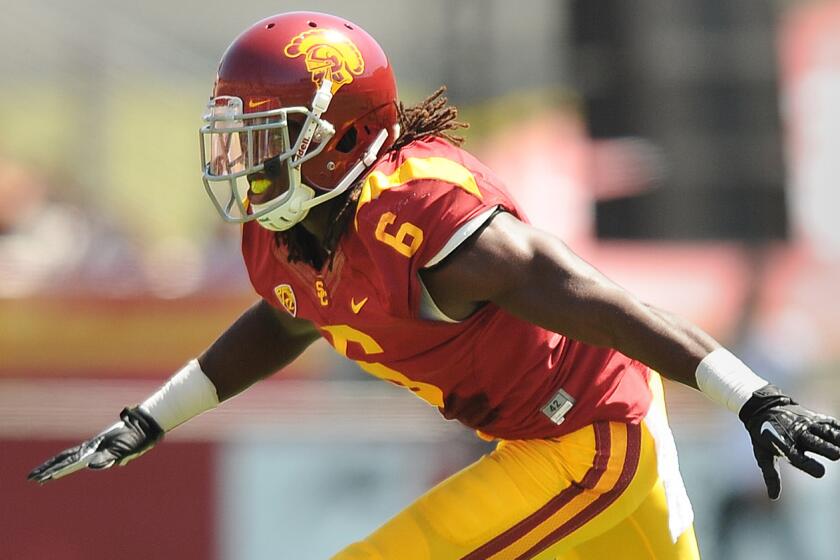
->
xmin=251 ymin=183 xmax=316 ymax=232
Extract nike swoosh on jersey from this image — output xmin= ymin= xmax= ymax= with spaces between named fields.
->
xmin=351 ymin=297 xmax=369 ymax=314
xmin=248 ymin=99 xmax=271 ymax=109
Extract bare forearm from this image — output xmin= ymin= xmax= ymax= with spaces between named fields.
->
xmin=642 ymin=305 xmax=722 ymax=387
xmin=588 ymin=296 xmax=719 ymax=389
xmin=198 ymin=299 xmax=320 ymax=401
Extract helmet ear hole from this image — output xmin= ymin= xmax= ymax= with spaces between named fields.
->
xmin=335 ymin=126 xmax=358 ymax=153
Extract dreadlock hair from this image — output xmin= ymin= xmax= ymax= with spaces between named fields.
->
xmin=391 ymin=86 xmax=469 ymax=152
xmin=277 ymin=86 xmax=468 ymax=270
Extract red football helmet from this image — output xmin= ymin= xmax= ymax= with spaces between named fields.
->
xmin=200 ymin=12 xmax=399 ymax=231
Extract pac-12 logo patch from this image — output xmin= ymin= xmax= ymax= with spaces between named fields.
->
xmin=284 ymin=29 xmax=365 ymax=94
xmin=274 ymin=284 xmax=297 ymax=316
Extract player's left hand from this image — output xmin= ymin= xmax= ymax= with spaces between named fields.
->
xmin=739 ymin=384 xmax=840 ymax=500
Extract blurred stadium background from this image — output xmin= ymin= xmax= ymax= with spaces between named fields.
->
xmin=1 ymin=0 xmax=839 ymax=558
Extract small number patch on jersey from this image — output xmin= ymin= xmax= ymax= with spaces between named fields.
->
xmin=541 ymin=388 xmax=576 ymax=424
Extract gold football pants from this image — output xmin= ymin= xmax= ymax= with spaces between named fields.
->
xmin=334 ymin=373 xmax=700 ymax=559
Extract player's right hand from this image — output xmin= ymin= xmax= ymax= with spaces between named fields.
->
xmin=27 ymin=406 xmax=164 ymax=484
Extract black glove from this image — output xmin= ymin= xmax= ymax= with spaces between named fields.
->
xmin=27 ymin=406 xmax=164 ymax=484
xmin=739 ymin=384 xmax=840 ymax=499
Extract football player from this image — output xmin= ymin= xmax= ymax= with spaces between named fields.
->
xmin=29 ymin=12 xmax=840 ymax=560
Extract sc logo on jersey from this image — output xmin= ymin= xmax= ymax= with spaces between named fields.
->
xmin=284 ymin=29 xmax=365 ymax=94
xmin=274 ymin=284 xmax=297 ymax=317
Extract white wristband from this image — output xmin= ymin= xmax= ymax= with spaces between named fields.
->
xmin=695 ymin=348 xmax=768 ymax=414
xmin=139 ymin=359 xmax=220 ymax=432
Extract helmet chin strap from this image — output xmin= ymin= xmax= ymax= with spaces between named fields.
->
xmin=251 ymin=126 xmax=393 ymax=232
xmin=300 ymin=127 xmax=392 ymax=209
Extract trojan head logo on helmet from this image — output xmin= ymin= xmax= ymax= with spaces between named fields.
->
xmin=199 ymin=12 xmax=399 ymax=231
xmin=284 ymin=29 xmax=366 ymax=94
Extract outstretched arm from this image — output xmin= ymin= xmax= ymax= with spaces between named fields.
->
xmin=422 ymin=213 xmax=716 ymax=386
xmin=422 ymin=212 xmax=840 ymax=499
xmin=28 ymin=299 xmax=319 ymax=483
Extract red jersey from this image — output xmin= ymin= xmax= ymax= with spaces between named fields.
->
xmin=242 ymin=137 xmax=652 ymax=440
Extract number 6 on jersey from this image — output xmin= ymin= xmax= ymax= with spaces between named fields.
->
xmin=375 ymin=212 xmax=424 ymax=257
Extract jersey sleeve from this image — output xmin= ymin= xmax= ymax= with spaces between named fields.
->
xmin=353 ymin=149 xmax=521 ymax=319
